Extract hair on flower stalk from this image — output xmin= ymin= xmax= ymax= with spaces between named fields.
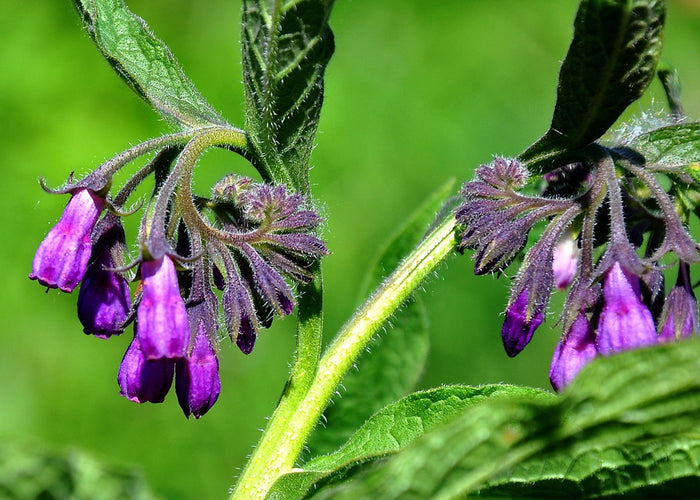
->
xmin=30 ymin=127 xmax=328 ymax=418
xmin=456 ymin=147 xmax=700 ymax=391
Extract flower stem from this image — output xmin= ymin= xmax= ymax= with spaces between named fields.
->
xmin=230 ymin=215 xmax=458 ymax=499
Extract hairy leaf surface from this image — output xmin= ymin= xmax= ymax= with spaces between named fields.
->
xmin=74 ymin=0 xmax=228 ymax=129
xmin=621 ymin=122 xmax=700 ymax=168
xmin=310 ymin=340 xmax=700 ymax=499
xmin=521 ymin=0 xmax=665 ymax=172
xmin=266 ymin=385 xmax=552 ymax=500
xmin=242 ymin=0 xmax=335 ymax=191
xmin=478 ymin=435 xmax=700 ymax=499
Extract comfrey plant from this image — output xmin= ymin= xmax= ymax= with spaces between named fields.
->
xmin=27 ymin=0 xmax=700 ymax=499
xmin=456 ymin=1 xmax=700 ymax=393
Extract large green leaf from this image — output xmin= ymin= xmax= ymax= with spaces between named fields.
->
xmin=266 ymin=385 xmax=552 ymax=500
xmin=310 ymin=339 xmax=700 ymax=499
xmin=478 ymin=435 xmax=700 ymax=498
xmin=73 ymin=0 xmax=229 ymax=129
xmin=305 ymin=180 xmax=458 ymax=457
xmin=0 ymin=441 xmax=156 ymax=500
xmin=521 ymin=0 xmax=665 ymax=173
xmin=242 ymin=0 xmax=335 ymax=191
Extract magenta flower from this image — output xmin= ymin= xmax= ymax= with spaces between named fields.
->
xmin=549 ymin=312 xmax=598 ymax=391
xmin=553 ymin=237 xmax=578 ymax=290
xmin=30 ymin=188 xmax=105 ymax=292
xmin=596 ymin=262 xmax=657 ymax=355
xmin=501 ymin=288 xmax=544 ymax=357
xmin=137 ymin=256 xmax=190 ymax=360
xmin=77 ymin=218 xmax=131 ymax=338
xmin=176 ymin=325 xmax=221 ymax=419
xmin=118 ymin=335 xmax=174 ymax=404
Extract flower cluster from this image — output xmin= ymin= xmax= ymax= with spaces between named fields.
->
xmin=30 ymin=132 xmax=327 ymax=417
xmin=456 ymin=156 xmax=700 ymax=391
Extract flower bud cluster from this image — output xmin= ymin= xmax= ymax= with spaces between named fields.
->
xmin=457 ymin=155 xmax=700 ymax=391
xmin=30 ymin=132 xmax=327 ymax=417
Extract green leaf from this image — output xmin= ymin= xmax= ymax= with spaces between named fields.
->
xmin=305 ymin=180 xmax=458 ymax=457
xmin=621 ymin=122 xmax=700 ymax=168
xmin=73 ymin=0 xmax=229 ymax=129
xmin=478 ymin=434 xmax=700 ymax=499
xmin=241 ymin=0 xmax=335 ymax=192
xmin=0 ymin=440 xmax=156 ymax=500
xmin=521 ymin=0 xmax=665 ymax=173
xmin=310 ymin=340 xmax=700 ymax=500
xmin=266 ymin=385 xmax=552 ymax=500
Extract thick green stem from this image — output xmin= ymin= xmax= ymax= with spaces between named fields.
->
xmin=230 ymin=215 xmax=457 ymax=499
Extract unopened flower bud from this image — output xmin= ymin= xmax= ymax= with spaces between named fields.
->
xmin=502 ymin=288 xmax=544 ymax=357
xmin=658 ymin=268 xmax=698 ymax=342
xmin=553 ymin=236 xmax=578 ymax=290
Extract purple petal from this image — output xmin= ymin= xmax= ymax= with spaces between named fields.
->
xmin=552 ymin=237 xmax=578 ymax=290
xmin=137 ymin=256 xmax=189 ymax=360
xmin=501 ymin=288 xmax=543 ymax=357
xmin=176 ymin=325 xmax=221 ymax=419
xmin=77 ymin=257 xmax=131 ymax=338
xmin=118 ymin=336 xmax=174 ymax=403
xmin=658 ymin=285 xmax=698 ymax=342
xmin=549 ymin=313 xmax=598 ymax=391
xmin=596 ymin=262 xmax=657 ymax=355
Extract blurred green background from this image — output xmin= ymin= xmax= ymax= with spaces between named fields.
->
xmin=1 ymin=1 xmax=699 ymax=498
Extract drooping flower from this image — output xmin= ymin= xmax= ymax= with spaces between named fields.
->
xmin=118 ymin=335 xmax=174 ymax=404
xmin=176 ymin=324 xmax=221 ymax=419
xmin=549 ymin=312 xmax=598 ymax=391
xmin=553 ymin=236 xmax=578 ymax=290
xmin=501 ymin=288 xmax=544 ymax=357
xmin=137 ymin=256 xmax=190 ymax=360
xmin=30 ymin=188 xmax=105 ymax=292
xmin=658 ymin=265 xmax=698 ymax=342
xmin=77 ymin=216 xmax=131 ymax=338
xmin=596 ymin=262 xmax=657 ymax=355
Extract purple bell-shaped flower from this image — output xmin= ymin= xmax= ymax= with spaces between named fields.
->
xmin=77 ymin=217 xmax=131 ymax=338
xmin=176 ymin=325 xmax=221 ymax=419
xmin=30 ymin=188 xmax=105 ymax=292
xmin=137 ymin=256 xmax=189 ymax=360
xmin=596 ymin=262 xmax=657 ymax=355
xmin=118 ymin=335 xmax=174 ymax=403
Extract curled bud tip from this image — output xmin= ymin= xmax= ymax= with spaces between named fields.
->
xmin=502 ymin=289 xmax=543 ymax=357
